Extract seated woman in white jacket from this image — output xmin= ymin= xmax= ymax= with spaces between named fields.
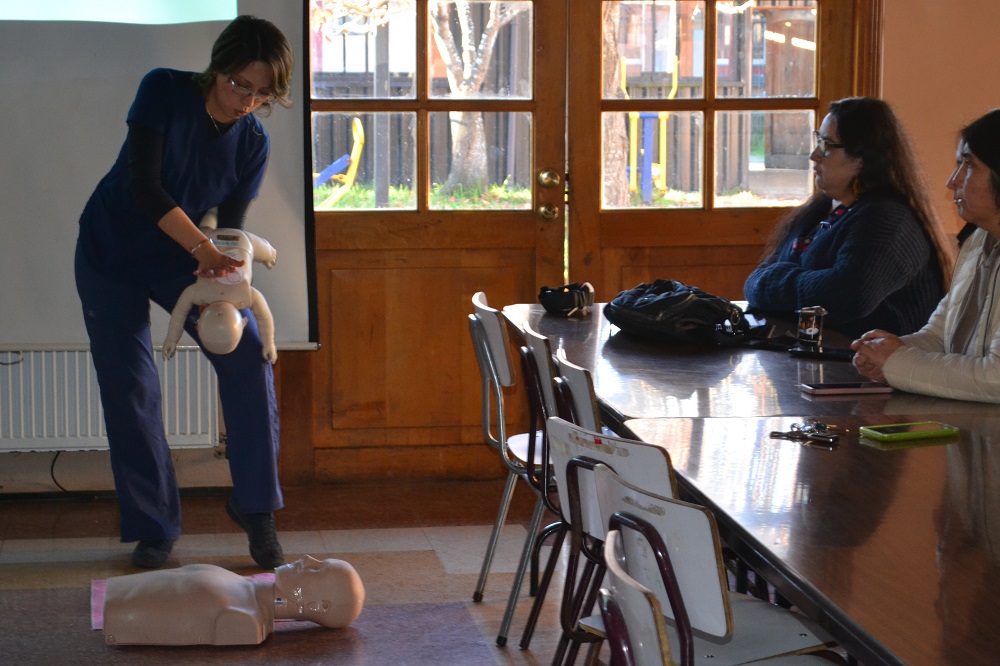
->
xmin=852 ymin=108 xmax=1000 ymax=403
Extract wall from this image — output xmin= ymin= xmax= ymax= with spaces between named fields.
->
xmin=0 ymin=0 xmax=302 ymax=493
xmin=0 ymin=0 xmax=310 ymax=349
xmin=882 ymin=0 xmax=1000 ymax=235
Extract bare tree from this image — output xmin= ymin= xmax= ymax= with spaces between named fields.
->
xmin=430 ymin=2 xmax=526 ymax=192
xmin=311 ymin=0 xmax=404 ymax=34
xmin=601 ymin=4 xmax=630 ymax=208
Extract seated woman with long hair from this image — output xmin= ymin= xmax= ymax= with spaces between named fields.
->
xmin=744 ymin=97 xmax=955 ymax=338
xmin=852 ymin=109 xmax=1000 ymax=403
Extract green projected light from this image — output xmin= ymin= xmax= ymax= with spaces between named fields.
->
xmin=0 ymin=0 xmax=237 ymax=24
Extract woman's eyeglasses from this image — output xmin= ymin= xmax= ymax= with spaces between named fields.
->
xmin=229 ymin=77 xmax=273 ymax=104
xmin=812 ymin=130 xmax=846 ymax=156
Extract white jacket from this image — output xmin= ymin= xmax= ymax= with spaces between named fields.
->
xmin=884 ymin=227 xmax=1000 ymax=402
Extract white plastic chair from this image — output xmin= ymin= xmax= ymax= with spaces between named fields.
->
xmin=468 ymin=292 xmax=546 ymax=646
xmin=593 ymin=464 xmax=839 ymax=665
xmin=553 ymin=353 xmax=614 ymax=435
xmin=512 ymin=321 xmax=566 ymax=650
xmin=598 ymin=530 xmax=677 ymax=666
xmin=522 ymin=320 xmax=561 ymax=425
xmin=519 ymin=320 xmax=621 ymax=651
xmin=546 ymin=416 xmax=678 ymax=665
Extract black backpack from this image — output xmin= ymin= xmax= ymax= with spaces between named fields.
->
xmin=604 ymin=279 xmax=763 ymax=346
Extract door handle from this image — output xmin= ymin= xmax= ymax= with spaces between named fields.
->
xmin=537 ymin=203 xmax=558 ymax=220
xmin=537 ymin=169 xmax=561 ymax=188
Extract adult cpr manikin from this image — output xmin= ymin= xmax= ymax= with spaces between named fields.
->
xmin=162 ymin=211 xmax=278 ymax=362
xmin=103 ymin=555 xmax=365 ymax=646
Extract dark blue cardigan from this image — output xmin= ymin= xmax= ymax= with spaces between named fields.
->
xmin=744 ymin=193 xmax=945 ymax=338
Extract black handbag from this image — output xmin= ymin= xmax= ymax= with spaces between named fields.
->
xmin=604 ymin=279 xmax=760 ymax=346
xmin=538 ymin=282 xmax=595 ymax=317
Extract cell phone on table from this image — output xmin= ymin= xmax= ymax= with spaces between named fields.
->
xmin=789 ymin=347 xmax=855 ymax=361
xmin=859 ymin=421 xmax=959 ymax=442
xmin=799 ymin=382 xmax=893 ymax=395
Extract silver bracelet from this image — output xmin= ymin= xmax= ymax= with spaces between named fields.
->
xmin=189 ymin=239 xmax=208 ymax=255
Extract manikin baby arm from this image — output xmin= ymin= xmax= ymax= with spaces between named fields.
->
xmin=162 ymin=286 xmax=200 ymax=360
xmin=199 ymin=208 xmax=275 ymax=270
xmin=244 ymin=230 xmax=277 ymax=269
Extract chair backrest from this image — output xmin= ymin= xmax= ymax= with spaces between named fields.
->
xmin=468 ymin=313 xmax=507 ymax=454
xmin=518 ymin=343 xmax=554 ymax=497
xmin=546 ymin=417 xmax=677 ymax=540
xmin=472 ymin=292 xmax=515 ymax=387
xmin=594 ymin=463 xmax=732 ymax=640
xmin=553 ymin=354 xmax=601 ymax=432
xmin=600 ymin=529 xmax=675 ymax=666
xmin=521 ymin=320 xmax=559 ymax=420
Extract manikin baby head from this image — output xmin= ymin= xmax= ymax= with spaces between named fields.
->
xmin=197 ymin=301 xmax=247 ymax=355
xmin=273 ymin=556 xmax=365 ymax=628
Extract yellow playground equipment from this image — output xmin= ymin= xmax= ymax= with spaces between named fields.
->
xmin=314 ymin=116 xmax=365 ymax=209
xmin=624 ymin=57 xmax=678 ymax=203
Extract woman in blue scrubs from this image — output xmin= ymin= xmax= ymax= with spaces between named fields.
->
xmin=75 ymin=15 xmax=293 ymax=569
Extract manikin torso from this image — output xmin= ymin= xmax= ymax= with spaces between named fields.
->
xmin=103 ymin=556 xmax=365 ymax=647
xmin=104 ymin=564 xmax=275 ymax=646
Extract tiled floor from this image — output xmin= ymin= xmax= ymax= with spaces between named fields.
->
xmin=0 ymin=479 xmax=577 ymax=665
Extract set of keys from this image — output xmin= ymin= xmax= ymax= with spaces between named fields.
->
xmin=770 ymin=419 xmax=841 ymax=448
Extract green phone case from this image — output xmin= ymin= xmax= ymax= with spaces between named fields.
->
xmin=859 ymin=421 xmax=959 ymax=442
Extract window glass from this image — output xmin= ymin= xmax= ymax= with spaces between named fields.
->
xmin=714 ymin=110 xmax=814 ymax=208
xmin=602 ymin=111 xmax=704 ymax=209
xmin=604 ymin=1 xmax=705 ymax=100
xmin=311 ymin=1 xmax=416 ymax=99
xmin=428 ymin=1 xmax=533 ymax=100
xmin=716 ymin=0 xmax=817 ymax=98
xmin=428 ymin=111 xmax=532 ymax=210
xmin=312 ymin=112 xmax=417 ymax=210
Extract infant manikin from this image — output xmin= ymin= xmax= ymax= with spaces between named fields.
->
xmin=103 ymin=555 xmax=365 ymax=646
xmin=162 ymin=211 xmax=278 ymax=363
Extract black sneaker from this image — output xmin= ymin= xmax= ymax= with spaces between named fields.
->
xmin=132 ymin=539 xmax=175 ymax=569
xmin=226 ymin=498 xmax=285 ymax=569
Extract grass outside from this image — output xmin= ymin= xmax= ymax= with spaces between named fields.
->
xmin=314 ymin=182 xmax=532 ymax=210
xmin=313 ymin=182 xmax=801 ymax=211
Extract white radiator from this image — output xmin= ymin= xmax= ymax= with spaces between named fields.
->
xmin=0 ymin=347 xmax=219 ymax=452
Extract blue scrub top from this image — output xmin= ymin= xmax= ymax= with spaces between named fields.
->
xmin=78 ymin=68 xmax=269 ymax=281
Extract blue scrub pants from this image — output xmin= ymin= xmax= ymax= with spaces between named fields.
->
xmin=75 ymin=241 xmax=282 ymax=543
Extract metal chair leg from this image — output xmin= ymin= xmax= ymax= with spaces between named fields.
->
xmin=562 ymin=561 xmax=605 ymax=666
xmin=497 ymin=494 xmax=546 ymax=646
xmin=563 ymin=562 xmax=606 ymax=665
xmin=736 ymin=556 xmax=749 ymax=593
xmin=520 ymin=522 xmax=568 ymax=650
xmin=474 ymin=470 xmax=518 ymax=602
xmin=582 ymin=640 xmax=603 ymax=666
xmin=552 ymin=556 xmax=599 ymax=665
xmin=529 ymin=519 xmax=562 ymax=597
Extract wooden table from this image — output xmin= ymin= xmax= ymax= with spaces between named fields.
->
xmin=505 ymin=304 xmax=1000 ymax=666
xmin=503 ymin=303 xmax=997 ymax=425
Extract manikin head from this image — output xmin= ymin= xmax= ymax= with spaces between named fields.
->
xmin=273 ymin=556 xmax=365 ymax=628
xmin=197 ymin=301 xmax=247 ymax=354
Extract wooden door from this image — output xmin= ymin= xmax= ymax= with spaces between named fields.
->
xmin=566 ymin=1 xmax=859 ymax=302
xmin=280 ymin=0 xmax=874 ymax=484
xmin=285 ymin=1 xmax=567 ymax=483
